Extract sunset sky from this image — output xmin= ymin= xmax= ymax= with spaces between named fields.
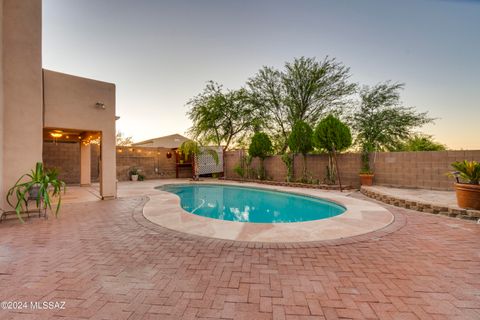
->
xmin=43 ymin=0 xmax=480 ymax=149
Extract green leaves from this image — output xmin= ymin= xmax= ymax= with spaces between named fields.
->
xmin=247 ymin=57 xmax=356 ymax=152
xmin=351 ymin=82 xmax=434 ymax=152
xmin=6 ymin=162 xmax=66 ymax=222
xmin=395 ymin=135 xmax=446 ymax=151
xmin=187 ymin=81 xmax=260 ymax=150
xmin=179 ymin=140 xmax=219 ymax=165
xmin=288 ymin=120 xmax=313 ymax=156
xmin=248 ymin=132 xmax=273 ymax=160
xmin=450 ymin=160 xmax=480 ymax=185
xmin=313 ymin=115 xmax=352 ymax=152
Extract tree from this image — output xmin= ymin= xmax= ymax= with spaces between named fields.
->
xmin=350 ymin=82 xmax=434 ymax=172
xmin=247 ymin=67 xmax=289 ymax=151
xmin=395 ymin=135 xmax=446 ymax=151
xmin=187 ymin=81 xmax=260 ymax=151
xmin=247 ymin=56 xmax=356 ymax=152
xmin=288 ymin=120 xmax=313 ymax=181
xmin=314 ymin=115 xmax=352 ymax=187
xmin=116 ymin=131 xmax=134 ymax=146
xmin=248 ymin=132 xmax=273 ymax=180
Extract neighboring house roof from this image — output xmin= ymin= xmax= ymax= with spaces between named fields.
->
xmin=132 ymin=134 xmax=190 ymax=149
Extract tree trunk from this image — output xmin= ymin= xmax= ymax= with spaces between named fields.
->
xmin=332 ymin=148 xmax=343 ymax=192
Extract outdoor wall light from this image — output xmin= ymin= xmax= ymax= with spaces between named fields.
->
xmin=50 ymin=132 xmax=62 ymax=138
xmin=95 ymin=102 xmax=106 ymax=110
xmin=166 ymin=151 xmax=172 ymax=159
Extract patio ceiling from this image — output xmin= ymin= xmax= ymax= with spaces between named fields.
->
xmin=43 ymin=128 xmax=101 ymax=143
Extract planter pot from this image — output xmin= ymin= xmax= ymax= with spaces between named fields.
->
xmin=359 ymin=174 xmax=374 ymax=186
xmin=28 ymin=184 xmax=41 ymax=199
xmin=131 ymin=174 xmax=139 ymax=181
xmin=455 ymin=183 xmax=480 ymax=210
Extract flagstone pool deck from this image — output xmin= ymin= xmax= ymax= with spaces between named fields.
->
xmin=0 ymin=179 xmax=479 ymax=319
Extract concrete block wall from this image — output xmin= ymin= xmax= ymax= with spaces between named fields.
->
xmin=116 ymin=146 xmax=179 ymax=181
xmin=43 ymin=141 xmax=81 ymax=184
xmin=224 ymin=150 xmax=480 ymax=190
xmin=43 ymin=143 xmax=191 ymax=183
xmin=374 ymin=150 xmax=480 ymax=190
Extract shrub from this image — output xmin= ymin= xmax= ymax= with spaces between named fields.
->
xmin=288 ymin=120 xmax=313 ymax=180
xmin=313 ymin=115 xmax=352 ymax=185
xmin=233 ymin=164 xmax=245 ymax=179
xmin=248 ymin=132 xmax=273 ymax=180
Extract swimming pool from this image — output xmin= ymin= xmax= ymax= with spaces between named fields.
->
xmin=158 ymin=184 xmax=345 ymax=223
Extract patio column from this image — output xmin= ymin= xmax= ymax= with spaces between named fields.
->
xmin=80 ymin=142 xmax=91 ymax=186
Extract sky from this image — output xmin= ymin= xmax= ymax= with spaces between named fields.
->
xmin=42 ymin=0 xmax=480 ymax=149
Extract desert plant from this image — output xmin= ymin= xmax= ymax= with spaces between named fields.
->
xmin=281 ymin=153 xmax=294 ymax=182
xmin=233 ymin=164 xmax=245 ymax=179
xmin=449 ymin=160 xmax=480 ymax=185
xmin=248 ymin=132 xmax=273 ymax=180
xmin=314 ymin=115 xmax=352 ymax=188
xmin=360 ymin=143 xmax=374 ymax=174
xmin=288 ymin=120 xmax=313 ymax=181
xmin=6 ymin=162 xmax=66 ymax=222
xmin=129 ymin=167 xmax=140 ymax=176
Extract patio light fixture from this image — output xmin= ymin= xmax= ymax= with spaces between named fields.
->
xmin=95 ymin=102 xmax=106 ymax=110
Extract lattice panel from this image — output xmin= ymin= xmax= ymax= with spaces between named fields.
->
xmin=197 ymin=146 xmax=223 ymax=175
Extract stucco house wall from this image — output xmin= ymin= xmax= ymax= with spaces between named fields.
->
xmin=1 ymin=0 xmax=43 ymax=209
xmin=43 ymin=70 xmax=116 ymax=199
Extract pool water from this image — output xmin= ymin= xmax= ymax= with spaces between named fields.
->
xmin=158 ymin=184 xmax=345 ymax=223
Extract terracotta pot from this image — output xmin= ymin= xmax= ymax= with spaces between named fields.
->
xmin=455 ymin=183 xmax=480 ymax=210
xmin=359 ymin=174 xmax=374 ymax=186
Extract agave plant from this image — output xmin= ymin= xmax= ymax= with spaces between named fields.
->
xmin=6 ymin=162 xmax=66 ymax=222
xmin=449 ymin=160 xmax=480 ymax=185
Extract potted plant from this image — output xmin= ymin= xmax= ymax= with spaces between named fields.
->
xmin=6 ymin=162 xmax=66 ymax=222
xmin=359 ymin=148 xmax=374 ymax=186
xmin=129 ymin=167 xmax=140 ymax=181
xmin=448 ymin=160 xmax=480 ymax=210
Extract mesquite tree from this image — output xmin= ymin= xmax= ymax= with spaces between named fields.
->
xmin=187 ymin=81 xmax=260 ymax=150
xmin=351 ymin=82 xmax=433 ymax=172
xmin=247 ymin=56 xmax=356 ymax=152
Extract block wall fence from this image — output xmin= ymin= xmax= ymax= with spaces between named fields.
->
xmin=223 ymin=149 xmax=480 ymax=191
xmin=43 ymin=142 xmax=192 ymax=184
xmin=43 ymin=142 xmax=480 ymax=191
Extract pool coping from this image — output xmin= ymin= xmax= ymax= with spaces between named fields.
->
xmin=142 ymin=180 xmax=395 ymax=243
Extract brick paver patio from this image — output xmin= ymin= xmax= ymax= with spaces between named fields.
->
xmin=0 ymin=193 xmax=479 ymax=319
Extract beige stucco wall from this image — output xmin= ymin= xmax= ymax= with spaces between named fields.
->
xmin=0 ymin=0 xmax=4 ymax=210
xmin=80 ymin=143 xmax=91 ymax=186
xmin=43 ymin=70 xmax=116 ymax=199
xmin=1 ymin=0 xmax=43 ymax=210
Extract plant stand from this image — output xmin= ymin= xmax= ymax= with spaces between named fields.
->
xmin=26 ymin=196 xmax=48 ymax=219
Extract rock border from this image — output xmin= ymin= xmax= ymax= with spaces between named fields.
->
xmin=360 ymin=186 xmax=480 ymax=220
